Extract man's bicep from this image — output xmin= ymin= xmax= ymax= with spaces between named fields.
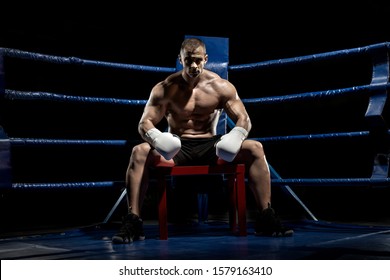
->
xmin=225 ymin=98 xmax=246 ymax=119
xmin=224 ymin=98 xmax=251 ymax=130
xmin=140 ymin=103 xmax=165 ymax=126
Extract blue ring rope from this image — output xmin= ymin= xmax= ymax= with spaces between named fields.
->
xmin=5 ymin=84 xmax=385 ymax=105
xmin=229 ymin=42 xmax=390 ymax=72
xmin=8 ymin=130 xmax=382 ymax=147
xmin=12 ymin=181 xmax=120 ymax=189
xmin=2 ymin=48 xmax=176 ymax=73
xmin=11 ymin=178 xmax=390 ymax=189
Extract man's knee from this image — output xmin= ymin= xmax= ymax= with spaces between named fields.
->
xmin=131 ymin=143 xmax=152 ymax=159
xmin=244 ymin=140 xmax=265 ymax=155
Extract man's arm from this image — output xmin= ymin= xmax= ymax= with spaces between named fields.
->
xmin=138 ymin=84 xmax=181 ymax=160
xmin=222 ymin=81 xmax=252 ymax=132
xmin=138 ymin=84 xmax=167 ymax=139
xmin=216 ymin=81 xmax=252 ymax=162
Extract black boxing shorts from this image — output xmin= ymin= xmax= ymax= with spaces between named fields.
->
xmin=173 ymin=135 xmax=222 ymax=166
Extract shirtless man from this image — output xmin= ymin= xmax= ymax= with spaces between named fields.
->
xmin=112 ymin=38 xmax=293 ymax=243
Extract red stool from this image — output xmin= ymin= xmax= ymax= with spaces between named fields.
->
xmin=156 ymin=161 xmax=246 ymax=240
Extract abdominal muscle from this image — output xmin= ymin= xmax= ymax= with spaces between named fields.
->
xmin=167 ymin=110 xmax=221 ymax=139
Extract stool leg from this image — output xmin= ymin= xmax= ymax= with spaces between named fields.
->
xmin=227 ymin=174 xmax=237 ymax=233
xmin=236 ymin=169 xmax=247 ymax=236
xmin=158 ymin=171 xmax=168 ymax=240
xmin=197 ymin=193 xmax=209 ymax=223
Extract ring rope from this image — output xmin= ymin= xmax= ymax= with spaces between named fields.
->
xmin=271 ymin=178 xmax=390 ymax=187
xmin=5 ymin=89 xmax=146 ymax=106
xmin=229 ymin=42 xmax=390 ymax=72
xmin=8 ymin=130 xmax=385 ymax=147
xmin=6 ymin=84 xmax=386 ymax=105
xmin=2 ymin=48 xmax=176 ymax=73
xmin=10 ymin=178 xmax=390 ymax=190
xmin=11 ymin=181 xmax=120 ymax=189
xmin=10 ymin=138 xmax=128 ymax=146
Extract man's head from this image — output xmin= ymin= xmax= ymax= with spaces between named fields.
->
xmin=178 ymin=38 xmax=208 ymax=78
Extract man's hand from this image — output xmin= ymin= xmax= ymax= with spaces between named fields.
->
xmin=216 ymin=127 xmax=248 ymax=162
xmin=145 ymin=128 xmax=181 ymax=160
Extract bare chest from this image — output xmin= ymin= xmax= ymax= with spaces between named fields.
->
xmin=170 ymin=89 xmax=220 ymax=116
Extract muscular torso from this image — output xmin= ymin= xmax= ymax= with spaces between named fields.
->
xmin=162 ymin=71 xmax=227 ymax=138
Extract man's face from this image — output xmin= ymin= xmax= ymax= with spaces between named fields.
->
xmin=179 ymin=46 xmax=208 ymax=78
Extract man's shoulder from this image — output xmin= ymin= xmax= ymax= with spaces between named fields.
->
xmin=163 ymin=71 xmax=182 ymax=84
xmin=204 ymin=69 xmax=221 ymax=78
xmin=204 ymin=71 xmax=232 ymax=87
xmin=152 ymin=72 xmax=182 ymax=94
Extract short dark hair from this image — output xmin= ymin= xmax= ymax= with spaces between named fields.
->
xmin=180 ymin=38 xmax=206 ymax=53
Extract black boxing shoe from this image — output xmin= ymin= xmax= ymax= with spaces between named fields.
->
xmin=255 ymin=206 xmax=294 ymax=237
xmin=112 ymin=213 xmax=145 ymax=244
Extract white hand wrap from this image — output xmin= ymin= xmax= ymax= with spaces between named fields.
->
xmin=216 ymin=126 xmax=248 ymax=162
xmin=145 ymin=128 xmax=181 ymax=160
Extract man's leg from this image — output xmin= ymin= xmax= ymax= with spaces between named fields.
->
xmin=236 ymin=140 xmax=293 ymax=237
xmin=112 ymin=142 xmax=174 ymax=243
xmin=126 ymin=143 xmax=154 ymax=216
xmin=126 ymin=143 xmax=175 ymax=214
xmin=235 ymin=140 xmax=271 ymax=210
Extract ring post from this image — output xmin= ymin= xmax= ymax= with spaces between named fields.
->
xmin=0 ymin=49 xmax=12 ymax=189
xmin=365 ymin=44 xmax=390 ymax=182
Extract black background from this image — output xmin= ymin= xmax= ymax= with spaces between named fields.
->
xmin=1 ymin=4 xmax=389 ymax=64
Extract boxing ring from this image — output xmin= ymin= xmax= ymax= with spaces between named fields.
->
xmin=1 ymin=37 xmax=390 ymax=260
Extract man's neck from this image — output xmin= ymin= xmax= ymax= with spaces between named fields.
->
xmin=182 ymin=72 xmax=201 ymax=88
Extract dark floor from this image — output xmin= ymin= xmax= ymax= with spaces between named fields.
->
xmin=1 ymin=218 xmax=390 ymax=260
xmin=2 ymin=182 xmax=390 ymax=260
